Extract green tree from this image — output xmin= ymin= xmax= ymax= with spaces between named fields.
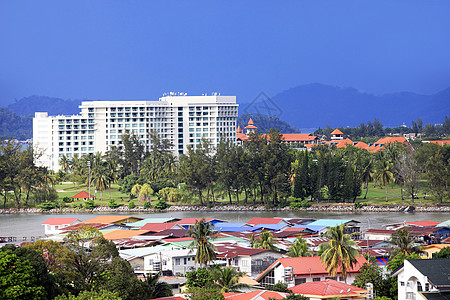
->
xmin=139 ymin=183 xmax=154 ymax=201
xmin=432 ymin=247 xmax=450 ymax=258
xmin=54 ymin=290 xmax=122 ymax=300
xmin=212 ymin=266 xmax=249 ymax=292
xmin=0 ymin=250 xmax=47 ymax=300
xmin=187 ymin=287 xmax=225 ymax=300
xmin=352 ymin=263 xmax=395 ymax=299
xmin=375 ymin=158 xmax=395 ymax=202
xmin=142 ymin=272 xmax=173 ymax=299
xmin=252 ymin=231 xmax=278 ymax=250
xmin=389 ymin=228 xmax=420 ymax=257
xmin=319 ymin=225 xmax=359 ymax=282
xmin=287 ymin=237 xmax=312 ymax=257
xmin=186 ymin=268 xmax=214 ymax=288
xmin=187 ymin=219 xmax=217 ymax=267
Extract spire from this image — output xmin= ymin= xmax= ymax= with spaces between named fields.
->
xmin=237 ymin=126 xmax=243 ymax=133
xmin=248 ymin=118 xmax=254 ymax=125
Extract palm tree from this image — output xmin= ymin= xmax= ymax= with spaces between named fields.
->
xmin=212 ymin=266 xmax=250 ymax=293
xmin=361 ymin=158 xmax=373 ymax=199
xmin=287 ymin=237 xmax=312 ymax=257
xmin=319 ymin=225 xmax=359 ymax=283
xmin=252 ymin=231 xmax=278 ymax=250
xmin=187 ymin=219 xmax=217 ymax=268
xmin=389 ymin=228 xmax=420 ymax=257
xmin=376 ymin=159 xmax=395 ymax=202
xmin=139 ymin=183 xmax=154 ymax=202
xmin=59 ymin=155 xmax=70 ymax=173
xmin=90 ymin=164 xmax=108 ymax=201
xmin=143 ymin=272 xmax=173 ymax=299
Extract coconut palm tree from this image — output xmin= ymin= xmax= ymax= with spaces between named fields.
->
xmin=90 ymin=163 xmax=108 ymax=201
xmin=319 ymin=225 xmax=359 ymax=283
xmin=376 ymin=159 xmax=395 ymax=202
xmin=252 ymin=231 xmax=278 ymax=250
xmin=361 ymin=158 xmax=374 ymax=199
xmin=389 ymin=228 xmax=420 ymax=257
xmin=59 ymin=154 xmax=70 ymax=173
xmin=187 ymin=219 xmax=217 ymax=267
xmin=143 ymin=272 xmax=173 ymax=299
xmin=212 ymin=266 xmax=250 ymax=293
xmin=287 ymin=237 xmax=312 ymax=257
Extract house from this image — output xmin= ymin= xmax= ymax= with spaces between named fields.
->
xmin=42 ymin=218 xmax=81 ymax=235
xmin=363 ymin=229 xmax=396 ymax=241
xmin=126 ymin=217 xmax=181 ymax=228
xmin=215 ymin=244 xmax=284 ymax=277
xmin=140 ymin=223 xmax=184 ymax=232
xmin=306 ymin=219 xmax=361 ymax=235
xmin=71 ymin=191 xmax=95 ymax=200
xmin=143 ymin=249 xmax=199 ymax=275
xmin=175 ymin=218 xmax=225 ymax=229
xmin=224 ymin=290 xmax=289 ymax=299
xmin=355 ymin=239 xmax=394 ymax=249
xmin=102 ymin=229 xmax=151 ymax=240
xmin=119 ymin=245 xmax=171 ymax=274
xmin=256 ymin=256 xmax=368 ymax=287
xmin=247 ymin=217 xmax=290 ymax=226
xmin=421 ymin=244 xmax=450 ymax=259
xmin=289 ymin=279 xmax=368 ymax=300
xmin=81 ymin=215 xmax=143 ymax=225
xmin=392 ymin=259 xmax=450 ymax=300
xmin=331 ymin=129 xmax=344 ymax=140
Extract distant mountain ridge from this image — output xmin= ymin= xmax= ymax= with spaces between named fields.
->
xmin=240 ymin=83 xmax=450 ymax=128
xmin=7 ymin=95 xmax=81 ymax=117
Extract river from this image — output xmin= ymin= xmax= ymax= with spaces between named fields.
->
xmin=1 ymin=210 xmax=449 ymax=237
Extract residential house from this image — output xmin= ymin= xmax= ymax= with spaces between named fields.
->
xmin=143 ymin=249 xmax=198 ymax=275
xmin=256 ymin=256 xmax=368 ymax=287
xmin=215 ymin=244 xmax=284 ymax=277
xmin=306 ymin=219 xmax=361 ymax=235
xmin=81 ymin=215 xmax=143 ymax=225
xmin=42 ymin=218 xmax=81 ymax=235
xmin=393 ymin=259 xmax=450 ymax=300
xmin=421 ymin=244 xmax=450 ymax=259
xmin=247 ymin=217 xmax=290 ymax=226
xmin=175 ymin=218 xmax=225 ymax=229
xmin=363 ymin=229 xmax=395 ymax=241
xmin=289 ymin=279 xmax=368 ymax=300
xmin=224 ymin=290 xmax=289 ymax=299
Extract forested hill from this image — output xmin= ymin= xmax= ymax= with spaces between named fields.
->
xmin=7 ymin=95 xmax=81 ymax=116
xmin=0 ymin=108 xmax=32 ymax=140
xmin=268 ymin=83 xmax=450 ymax=128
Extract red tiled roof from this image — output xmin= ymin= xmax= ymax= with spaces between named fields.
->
xmin=237 ymin=126 xmax=243 ymax=133
xmin=225 ymin=290 xmax=288 ymax=299
xmin=42 ymin=218 xmax=79 ymax=226
xmin=71 ymin=191 xmax=95 ymax=199
xmin=236 ymin=132 xmax=249 ymax=141
xmin=247 ymin=217 xmax=284 ymax=226
xmin=376 ymin=136 xmax=408 ymax=145
xmin=364 ymin=229 xmax=395 ymax=234
xmin=281 ymin=134 xmax=318 ymax=142
xmin=140 ymin=223 xmax=178 ymax=232
xmin=427 ymin=140 xmax=450 ymax=146
xmin=406 ymin=221 xmax=440 ymax=227
xmin=289 ymin=279 xmax=366 ymax=297
xmin=331 ymin=129 xmax=343 ymax=135
xmin=244 ymin=124 xmax=258 ymax=129
xmin=256 ymin=256 xmax=367 ymax=281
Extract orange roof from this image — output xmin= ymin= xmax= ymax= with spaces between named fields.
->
xmin=422 ymin=244 xmax=450 ymax=250
xmin=236 ymin=132 xmax=249 ymax=141
xmin=102 ymin=230 xmax=150 ymax=240
xmin=71 ymin=191 xmax=95 ymax=199
xmin=257 ymin=256 xmax=367 ymax=281
xmin=281 ymin=133 xmax=318 ymax=142
xmin=225 ymin=290 xmax=288 ymax=299
xmin=331 ymin=129 xmax=343 ymax=135
xmin=140 ymin=223 xmax=178 ymax=231
xmin=442 ymin=236 xmax=450 ymax=244
xmin=248 ymin=118 xmax=254 ymax=125
xmin=376 ymin=136 xmax=408 ymax=145
xmin=237 ymin=126 xmax=243 ymax=133
xmin=81 ymin=216 xmax=142 ymax=224
xmin=244 ymin=124 xmax=258 ymax=129
xmin=427 ymin=140 xmax=450 ymax=146
xmin=289 ymin=279 xmax=367 ymax=297
xmin=42 ymin=218 xmax=79 ymax=225
xmin=238 ymin=275 xmax=260 ymax=286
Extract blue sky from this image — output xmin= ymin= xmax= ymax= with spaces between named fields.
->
xmin=1 ymin=0 xmax=449 ymax=106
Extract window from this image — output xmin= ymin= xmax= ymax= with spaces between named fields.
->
xmin=295 ymin=278 xmax=306 ymax=285
xmin=417 ymin=282 xmax=423 ymax=292
xmin=313 ymin=277 xmax=321 ymax=282
xmin=400 ymin=282 xmax=405 ymax=287
xmin=184 ymin=258 xmax=187 ymax=265
xmin=175 ymin=258 xmax=180 ymax=265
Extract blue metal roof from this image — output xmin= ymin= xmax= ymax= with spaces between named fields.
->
xmin=306 ymin=219 xmax=352 ymax=227
xmin=215 ymin=227 xmax=253 ymax=232
xmin=251 ymin=224 xmax=287 ymax=231
xmin=305 ymin=225 xmax=327 ymax=232
xmin=214 ymin=222 xmax=248 ymax=228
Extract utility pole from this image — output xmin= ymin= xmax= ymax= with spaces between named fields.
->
xmin=87 ymin=161 xmax=91 ymax=200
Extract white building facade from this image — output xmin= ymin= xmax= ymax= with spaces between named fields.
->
xmin=33 ymin=94 xmax=238 ymax=170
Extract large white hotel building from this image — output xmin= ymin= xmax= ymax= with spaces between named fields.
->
xmin=33 ymin=94 xmax=238 ymax=171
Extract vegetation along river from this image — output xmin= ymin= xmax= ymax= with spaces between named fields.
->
xmin=0 ymin=211 xmax=449 ymax=237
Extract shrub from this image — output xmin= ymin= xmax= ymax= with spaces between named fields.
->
xmin=128 ymin=201 xmax=135 ymax=209
xmin=266 ymin=282 xmax=288 ymax=292
xmin=108 ymin=199 xmax=119 ymax=209
xmin=143 ymin=201 xmax=152 ymax=209
xmin=62 ymin=196 xmax=73 ymax=203
xmin=155 ymin=200 xmax=170 ymax=210
xmin=84 ymin=200 xmax=95 ymax=210
xmin=40 ymin=202 xmax=56 ymax=211
xmin=290 ymin=201 xmax=302 ymax=210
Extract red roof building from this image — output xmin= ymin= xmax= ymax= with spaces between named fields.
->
xmin=71 ymin=191 xmax=95 ymax=199
xmin=256 ymin=256 xmax=368 ymax=287
xmin=247 ymin=217 xmax=287 ymax=226
xmin=289 ymin=279 xmax=368 ymax=299
xmin=406 ymin=221 xmax=440 ymax=227
xmin=42 ymin=218 xmax=81 ymax=235
xmin=140 ymin=222 xmax=181 ymax=232
xmin=224 ymin=290 xmax=288 ymax=299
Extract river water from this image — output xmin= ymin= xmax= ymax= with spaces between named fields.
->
xmin=1 ymin=210 xmax=449 ymax=237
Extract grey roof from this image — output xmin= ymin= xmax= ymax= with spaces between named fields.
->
xmin=420 ymin=292 xmax=450 ymax=300
xmin=409 ymin=259 xmax=450 ymax=287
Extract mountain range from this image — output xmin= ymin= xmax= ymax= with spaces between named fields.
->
xmin=2 ymin=83 xmax=449 ymax=139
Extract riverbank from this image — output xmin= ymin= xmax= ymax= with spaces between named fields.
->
xmin=1 ymin=203 xmax=450 ymax=214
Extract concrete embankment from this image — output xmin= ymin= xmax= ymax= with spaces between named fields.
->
xmin=0 ymin=204 xmax=449 ymax=214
